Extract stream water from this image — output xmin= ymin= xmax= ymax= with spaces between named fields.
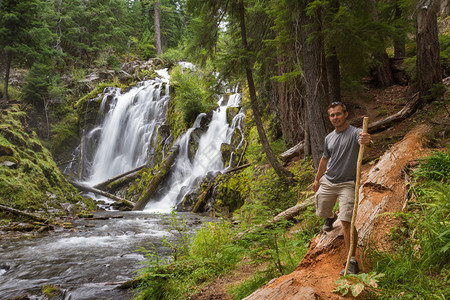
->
xmin=0 ymin=211 xmax=207 ymax=299
xmin=0 ymin=65 xmax=244 ymax=299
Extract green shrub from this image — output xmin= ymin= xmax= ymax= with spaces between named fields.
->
xmin=169 ymin=65 xmax=216 ymax=127
xmin=414 ymin=150 xmax=450 ymax=183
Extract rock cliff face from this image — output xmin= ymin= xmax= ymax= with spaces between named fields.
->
xmin=244 ymin=124 xmax=432 ymax=300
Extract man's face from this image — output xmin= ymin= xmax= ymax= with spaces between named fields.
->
xmin=328 ymin=105 xmax=348 ymax=129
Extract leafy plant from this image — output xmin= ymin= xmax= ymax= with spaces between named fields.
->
xmin=366 ymin=151 xmax=450 ymax=298
xmin=413 ymin=150 xmax=450 ymax=183
xmin=334 ymin=272 xmax=385 ymax=297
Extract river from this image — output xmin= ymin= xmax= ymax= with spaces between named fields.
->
xmin=0 ymin=211 xmax=207 ymax=299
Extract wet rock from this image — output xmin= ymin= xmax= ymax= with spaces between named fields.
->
xmin=188 ymin=129 xmax=201 ymax=163
xmin=112 ymin=199 xmax=133 ymax=211
xmin=220 ymin=143 xmax=231 ymax=167
xmin=226 ymin=107 xmax=240 ymax=125
xmin=0 ymin=156 xmax=18 ymax=168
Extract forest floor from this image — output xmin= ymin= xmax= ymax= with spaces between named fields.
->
xmin=191 ymin=82 xmax=450 ymax=300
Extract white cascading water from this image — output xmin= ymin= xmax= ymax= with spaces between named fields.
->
xmin=84 ymin=69 xmax=170 ymax=185
xmin=80 ymin=66 xmax=245 ymax=212
xmin=148 ymin=93 xmax=245 ymax=213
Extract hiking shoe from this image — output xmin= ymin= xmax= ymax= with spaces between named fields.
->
xmin=322 ymin=212 xmax=337 ymax=232
xmin=340 ymin=260 xmax=359 ymax=275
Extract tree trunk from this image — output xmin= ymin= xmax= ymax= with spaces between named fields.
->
xmin=2 ymin=50 xmax=11 ymax=101
xmin=69 ymin=180 xmax=135 ymax=208
xmin=369 ymin=0 xmax=394 ymax=87
xmin=416 ymin=0 xmax=442 ymax=97
xmin=325 ymin=48 xmax=340 ymax=103
xmin=394 ymin=3 xmax=406 ymax=58
xmin=300 ymin=5 xmax=329 ymax=169
xmin=133 ymin=145 xmax=179 ymax=211
xmin=93 ymin=164 xmax=146 ymax=190
xmin=154 ymin=1 xmax=162 ymax=55
xmin=0 ymin=204 xmax=48 ymax=223
xmin=238 ymin=0 xmax=293 ymax=180
xmin=279 ymin=141 xmax=304 ymax=162
xmin=276 ymin=54 xmax=305 ymax=146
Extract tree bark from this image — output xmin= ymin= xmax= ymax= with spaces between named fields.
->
xmin=2 ymin=50 xmax=11 ymax=101
xmin=133 ymin=145 xmax=179 ymax=211
xmin=238 ymin=0 xmax=293 ymax=180
xmin=154 ymin=1 xmax=162 ymax=55
xmin=416 ymin=0 xmax=442 ymax=97
xmin=394 ymin=3 xmax=406 ymax=58
xmin=279 ymin=141 xmax=304 ymax=162
xmin=325 ymin=48 xmax=340 ymax=103
xmin=93 ymin=164 xmax=146 ymax=190
xmin=69 ymin=180 xmax=135 ymax=207
xmin=369 ymin=0 xmax=394 ymax=87
xmin=300 ymin=4 xmax=329 ymax=169
xmin=276 ymin=54 xmax=305 ymax=146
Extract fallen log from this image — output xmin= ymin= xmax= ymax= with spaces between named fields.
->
xmin=271 ymin=196 xmax=315 ymax=224
xmin=279 ymin=141 xmax=305 ymax=162
xmin=93 ymin=164 xmax=146 ymax=190
xmin=367 ymin=92 xmax=421 ymax=133
xmin=69 ymin=180 xmax=134 ymax=208
xmin=133 ymin=145 xmax=180 ymax=211
xmin=224 ymin=162 xmax=253 ymax=174
xmin=236 ymin=196 xmax=315 ymax=239
xmin=0 ymin=204 xmax=48 ymax=223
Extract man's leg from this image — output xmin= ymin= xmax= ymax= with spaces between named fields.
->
xmin=315 ymin=177 xmax=338 ymax=231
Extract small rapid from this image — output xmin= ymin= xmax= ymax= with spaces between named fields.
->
xmin=0 ymin=211 xmax=206 ymax=299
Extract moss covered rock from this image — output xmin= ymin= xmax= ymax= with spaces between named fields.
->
xmin=0 ymin=106 xmax=96 ymax=222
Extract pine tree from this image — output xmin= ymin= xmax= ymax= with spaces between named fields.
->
xmin=0 ymin=0 xmax=44 ymax=101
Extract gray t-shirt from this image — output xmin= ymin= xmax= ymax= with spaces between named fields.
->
xmin=323 ymin=125 xmax=362 ymax=183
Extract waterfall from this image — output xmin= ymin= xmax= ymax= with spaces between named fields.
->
xmin=147 ymin=93 xmax=245 ymax=213
xmin=81 ymin=69 xmax=170 ymax=185
xmin=74 ymin=66 xmax=245 ymax=212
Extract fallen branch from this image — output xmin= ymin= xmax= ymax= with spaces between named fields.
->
xmin=224 ymin=162 xmax=253 ymax=174
xmin=271 ymin=196 xmax=315 ymax=224
xmin=279 ymin=141 xmax=305 ymax=162
xmin=367 ymin=92 xmax=420 ymax=133
xmin=93 ymin=164 xmax=146 ymax=190
xmin=69 ymin=180 xmax=134 ymax=207
xmin=133 ymin=145 xmax=180 ymax=211
xmin=56 ymin=159 xmax=77 ymax=167
xmin=192 ymin=182 xmax=214 ymax=213
xmin=0 ymin=204 xmax=48 ymax=223
xmin=236 ymin=196 xmax=314 ymax=238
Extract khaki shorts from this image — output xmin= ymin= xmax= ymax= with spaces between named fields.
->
xmin=315 ymin=176 xmax=355 ymax=223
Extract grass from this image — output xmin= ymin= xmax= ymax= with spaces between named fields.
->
xmin=364 ymin=150 xmax=450 ymax=299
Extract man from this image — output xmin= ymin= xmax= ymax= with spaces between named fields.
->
xmin=313 ymin=101 xmax=372 ymax=275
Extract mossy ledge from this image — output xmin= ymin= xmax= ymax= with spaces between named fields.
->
xmin=0 ymin=105 xmax=96 ymax=231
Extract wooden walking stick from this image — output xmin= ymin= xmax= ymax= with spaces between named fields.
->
xmin=343 ymin=116 xmax=369 ymax=276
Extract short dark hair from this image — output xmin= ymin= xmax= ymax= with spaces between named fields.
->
xmin=328 ymin=101 xmax=347 ymax=113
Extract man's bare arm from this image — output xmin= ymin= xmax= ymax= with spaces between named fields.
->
xmin=313 ymin=156 xmax=329 ymax=192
